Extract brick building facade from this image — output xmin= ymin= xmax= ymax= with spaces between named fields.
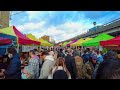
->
xmin=41 ymin=35 xmax=50 ymax=42
xmin=0 ymin=11 xmax=10 ymax=29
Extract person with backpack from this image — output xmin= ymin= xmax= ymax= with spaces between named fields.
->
xmin=48 ymin=57 xmax=71 ymax=79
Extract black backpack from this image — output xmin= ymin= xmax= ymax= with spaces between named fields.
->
xmin=53 ymin=70 xmax=68 ymax=79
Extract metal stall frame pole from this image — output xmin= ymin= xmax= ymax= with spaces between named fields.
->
xmin=47 ymin=46 xmax=48 ymax=50
xmin=76 ymin=46 xmax=77 ymax=50
xmin=81 ymin=46 xmax=83 ymax=57
xmin=40 ymin=46 xmax=41 ymax=51
xmin=33 ymin=44 xmax=35 ymax=50
xmin=16 ymin=36 xmax=19 ymax=53
xmin=38 ymin=45 xmax=39 ymax=51
xmin=17 ymin=44 xmax=19 ymax=53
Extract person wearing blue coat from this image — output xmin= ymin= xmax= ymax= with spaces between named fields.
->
xmin=3 ymin=48 xmax=21 ymax=79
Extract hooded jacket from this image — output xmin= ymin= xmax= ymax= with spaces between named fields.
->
xmin=39 ymin=55 xmax=55 ymax=79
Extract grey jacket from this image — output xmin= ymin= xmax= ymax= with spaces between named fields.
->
xmin=39 ymin=55 xmax=55 ymax=79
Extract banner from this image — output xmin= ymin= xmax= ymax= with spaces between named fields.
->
xmin=22 ymin=45 xmax=38 ymax=52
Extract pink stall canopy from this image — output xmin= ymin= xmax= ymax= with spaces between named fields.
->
xmin=66 ymin=39 xmax=77 ymax=46
xmin=13 ymin=26 xmax=40 ymax=45
xmin=100 ymin=36 xmax=120 ymax=46
xmin=0 ymin=26 xmax=40 ymax=45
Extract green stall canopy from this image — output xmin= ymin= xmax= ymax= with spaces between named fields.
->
xmin=82 ymin=33 xmax=114 ymax=46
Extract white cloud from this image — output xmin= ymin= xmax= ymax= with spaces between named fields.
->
xmin=16 ymin=21 xmax=45 ymax=32
xmin=19 ymin=22 xmax=92 ymax=43
xmin=11 ymin=11 xmax=120 ymax=43
xmin=26 ymin=11 xmax=55 ymax=20
xmin=26 ymin=11 xmax=44 ymax=20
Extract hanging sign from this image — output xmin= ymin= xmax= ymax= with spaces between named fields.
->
xmin=22 ymin=45 xmax=38 ymax=52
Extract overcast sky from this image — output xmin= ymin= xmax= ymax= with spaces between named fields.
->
xmin=10 ymin=11 xmax=120 ymax=43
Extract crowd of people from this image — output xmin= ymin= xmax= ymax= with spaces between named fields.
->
xmin=0 ymin=46 xmax=120 ymax=79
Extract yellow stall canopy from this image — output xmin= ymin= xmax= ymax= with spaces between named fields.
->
xmin=27 ymin=34 xmax=39 ymax=41
xmin=27 ymin=34 xmax=53 ymax=46
xmin=39 ymin=38 xmax=53 ymax=46
xmin=71 ymin=38 xmax=92 ymax=46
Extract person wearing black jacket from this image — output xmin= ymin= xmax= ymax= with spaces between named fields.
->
xmin=65 ymin=48 xmax=77 ymax=79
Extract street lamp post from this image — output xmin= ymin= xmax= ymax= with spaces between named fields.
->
xmin=93 ymin=22 xmax=96 ymax=27
xmin=93 ymin=22 xmax=97 ymax=34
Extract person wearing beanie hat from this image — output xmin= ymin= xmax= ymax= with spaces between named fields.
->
xmin=84 ymin=52 xmax=98 ymax=79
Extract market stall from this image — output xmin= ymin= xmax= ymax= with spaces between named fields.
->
xmin=0 ymin=33 xmax=17 ymax=56
xmin=39 ymin=38 xmax=53 ymax=46
xmin=100 ymin=36 xmax=120 ymax=46
xmin=71 ymin=38 xmax=92 ymax=46
xmin=0 ymin=26 xmax=40 ymax=53
xmin=82 ymin=33 xmax=114 ymax=46
xmin=0 ymin=33 xmax=16 ymax=46
xmin=0 ymin=26 xmax=40 ymax=45
xmin=61 ymin=41 xmax=70 ymax=47
xmin=100 ymin=36 xmax=120 ymax=51
xmin=66 ymin=39 xmax=77 ymax=47
xmin=27 ymin=33 xmax=53 ymax=47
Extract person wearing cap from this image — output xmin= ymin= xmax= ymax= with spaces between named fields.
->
xmin=84 ymin=52 xmax=98 ymax=79
xmin=65 ymin=48 xmax=77 ymax=79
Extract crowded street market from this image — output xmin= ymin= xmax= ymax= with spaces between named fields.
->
xmin=0 ymin=11 xmax=120 ymax=79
